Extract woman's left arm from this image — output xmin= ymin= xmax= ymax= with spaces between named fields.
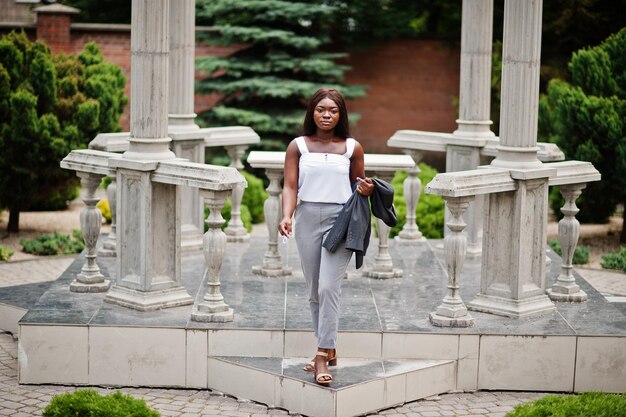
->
xmin=350 ymin=141 xmax=375 ymax=196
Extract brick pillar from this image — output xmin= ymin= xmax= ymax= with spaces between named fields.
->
xmin=34 ymin=4 xmax=79 ymax=54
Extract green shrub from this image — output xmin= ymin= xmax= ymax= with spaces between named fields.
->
xmin=20 ymin=230 xmax=85 ymax=255
xmin=505 ymin=392 xmax=626 ymax=417
xmin=241 ymin=171 xmax=268 ymax=224
xmin=601 ymin=246 xmax=626 ymax=272
xmin=0 ymin=246 xmax=13 ymax=262
xmin=549 ymin=239 xmax=590 ymax=264
xmin=43 ymin=389 xmax=159 ymax=417
xmin=389 ymin=163 xmax=445 ymax=239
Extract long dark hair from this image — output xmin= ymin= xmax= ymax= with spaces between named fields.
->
xmin=302 ymin=88 xmax=350 ymax=138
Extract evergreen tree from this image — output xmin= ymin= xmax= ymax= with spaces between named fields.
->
xmin=0 ymin=32 xmax=126 ymax=232
xmin=195 ymin=0 xmax=365 ymax=143
xmin=539 ymin=28 xmax=626 ymax=243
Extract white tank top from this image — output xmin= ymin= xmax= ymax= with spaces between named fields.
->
xmin=296 ymin=136 xmax=355 ymax=204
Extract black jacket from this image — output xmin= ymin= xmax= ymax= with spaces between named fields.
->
xmin=322 ymin=178 xmax=397 ymax=269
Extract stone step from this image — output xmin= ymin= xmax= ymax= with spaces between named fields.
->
xmin=208 ymin=356 xmax=456 ymax=417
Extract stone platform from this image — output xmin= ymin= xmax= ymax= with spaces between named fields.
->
xmin=0 ymin=236 xmax=625 ymax=417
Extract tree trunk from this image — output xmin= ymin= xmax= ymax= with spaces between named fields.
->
xmin=7 ymin=208 xmax=20 ymax=233
xmin=621 ymin=205 xmax=626 ymax=245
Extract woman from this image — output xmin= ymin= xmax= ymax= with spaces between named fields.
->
xmin=279 ymin=88 xmax=374 ymax=386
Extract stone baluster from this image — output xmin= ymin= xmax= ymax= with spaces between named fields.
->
xmin=70 ymin=172 xmax=111 ymax=293
xmin=397 ymin=150 xmax=424 ymax=242
xmin=98 ymin=177 xmax=117 ymax=257
xmin=224 ymin=145 xmax=250 ymax=242
xmin=430 ymin=196 xmax=474 ymax=327
xmin=547 ymin=184 xmax=588 ymax=302
xmin=363 ymin=172 xmax=402 ymax=279
xmin=192 ymin=189 xmax=234 ymax=322
xmin=252 ymin=169 xmax=291 ymax=276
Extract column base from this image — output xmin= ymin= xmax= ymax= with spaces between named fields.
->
xmin=546 ymin=288 xmax=588 ymax=303
xmin=362 ymin=268 xmax=403 ymax=279
xmin=97 ymin=247 xmax=117 ymax=257
xmin=395 ymin=233 xmax=425 ymax=244
xmin=252 ymin=265 xmax=292 ymax=277
xmin=468 ymin=293 xmax=555 ymax=318
xmin=429 ymin=312 xmax=474 ymax=327
xmin=466 ymin=243 xmax=482 ymax=258
xmin=70 ymin=279 xmax=111 ymax=293
xmin=191 ymin=305 xmax=234 ymax=323
xmin=104 ymin=285 xmax=193 ymax=312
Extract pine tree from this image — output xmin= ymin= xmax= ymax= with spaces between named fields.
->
xmin=0 ymin=32 xmax=126 ymax=232
xmin=539 ymin=28 xmax=626 ymax=243
xmin=195 ymin=0 xmax=365 ymax=143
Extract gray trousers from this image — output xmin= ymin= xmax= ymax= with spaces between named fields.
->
xmin=295 ymin=201 xmax=353 ymax=349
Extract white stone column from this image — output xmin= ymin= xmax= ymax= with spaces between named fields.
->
xmin=252 ymin=168 xmax=291 ymax=276
xmin=468 ymin=0 xmax=556 ymax=318
xmin=98 ymin=177 xmax=117 ymax=257
xmin=363 ymin=172 xmax=402 ymax=279
xmin=105 ymin=0 xmax=194 ymax=311
xmin=168 ymin=0 xmax=205 ymax=250
xmin=490 ymin=0 xmax=542 ymax=170
xmin=192 ymin=190 xmax=234 ymax=322
xmin=70 ymin=172 xmax=111 ymax=293
xmin=430 ymin=196 xmax=474 ymax=327
xmin=224 ymin=145 xmax=250 ymax=242
xmin=396 ymin=150 xmax=424 ymax=242
xmin=453 ymin=0 xmax=495 ymax=139
xmin=547 ymin=184 xmax=588 ymax=302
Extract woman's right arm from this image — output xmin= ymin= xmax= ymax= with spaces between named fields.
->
xmin=279 ymin=140 xmax=299 ymax=237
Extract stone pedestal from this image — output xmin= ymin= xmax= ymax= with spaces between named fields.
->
xmin=71 ymin=172 xmax=111 ymax=293
xmin=468 ymin=169 xmax=556 ymax=318
xmin=104 ymin=161 xmax=193 ymax=311
xmin=547 ymin=184 xmax=588 ymax=302
xmin=430 ymin=196 xmax=474 ymax=327
xmin=192 ymin=190 xmax=234 ymax=322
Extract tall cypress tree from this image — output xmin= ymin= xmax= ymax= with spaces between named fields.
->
xmin=195 ymin=0 xmax=365 ymax=143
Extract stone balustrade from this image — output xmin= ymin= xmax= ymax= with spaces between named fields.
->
xmin=246 ymin=151 xmax=415 ymax=278
xmin=89 ymin=126 xmax=260 ymax=252
xmin=61 ymin=148 xmax=246 ymax=321
xmin=425 ymin=161 xmax=600 ymax=326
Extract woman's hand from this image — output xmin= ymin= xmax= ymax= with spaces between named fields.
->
xmin=279 ymin=217 xmax=293 ymax=237
xmin=356 ymin=177 xmax=375 ymax=196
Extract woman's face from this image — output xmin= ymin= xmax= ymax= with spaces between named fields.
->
xmin=313 ymin=97 xmax=340 ymax=133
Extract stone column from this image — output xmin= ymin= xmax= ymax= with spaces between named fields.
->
xmin=224 ymin=145 xmax=250 ymax=242
xmin=468 ymin=0 xmax=556 ymax=318
xmin=547 ymin=184 xmax=588 ymax=302
xmin=396 ymin=150 xmax=424 ymax=242
xmin=70 ymin=172 xmax=111 ymax=293
xmin=105 ymin=0 xmax=194 ymax=311
xmin=363 ymin=172 xmax=402 ymax=279
xmin=98 ymin=177 xmax=117 ymax=257
xmin=168 ymin=0 xmax=205 ymax=249
xmin=453 ymin=0 xmax=495 ymax=139
xmin=447 ymin=0 xmax=495 ymax=255
xmin=430 ymin=196 xmax=474 ymax=327
xmin=490 ymin=0 xmax=542 ymax=170
xmin=252 ymin=168 xmax=291 ymax=276
xmin=192 ymin=190 xmax=234 ymax=322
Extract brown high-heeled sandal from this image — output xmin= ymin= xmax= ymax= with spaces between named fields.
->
xmin=313 ymin=351 xmax=333 ymax=386
xmin=303 ymin=349 xmax=337 ymax=372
